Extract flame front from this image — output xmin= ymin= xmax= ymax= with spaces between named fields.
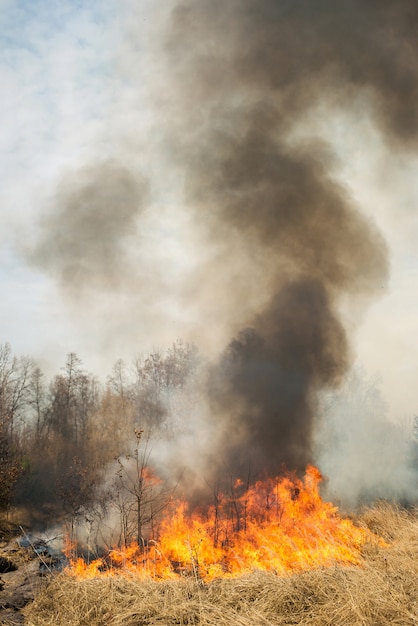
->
xmin=66 ymin=466 xmax=380 ymax=581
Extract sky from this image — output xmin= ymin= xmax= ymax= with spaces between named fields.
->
xmin=1 ymin=0 xmax=418 ymax=427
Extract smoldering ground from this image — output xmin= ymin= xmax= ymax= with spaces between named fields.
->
xmin=23 ymin=0 xmax=418 ymax=502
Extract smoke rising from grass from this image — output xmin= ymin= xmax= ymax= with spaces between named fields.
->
xmin=156 ymin=0 xmax=398 ymax=479
xmin=316 ymin=370 xmax=418 ymax=507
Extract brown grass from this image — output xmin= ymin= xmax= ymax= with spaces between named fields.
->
xmin=24 ymin=502 xmax=418 ymax=626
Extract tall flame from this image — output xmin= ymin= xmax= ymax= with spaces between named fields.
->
xmin=65 ymin=466 xmax=383 ymax=581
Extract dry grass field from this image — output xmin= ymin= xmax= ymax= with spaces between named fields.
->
xmin=24 ymin=502 xmax=418 ymax=626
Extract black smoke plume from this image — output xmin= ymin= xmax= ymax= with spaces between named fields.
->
xmin=157 ymin=0 xmax=418 ymax=478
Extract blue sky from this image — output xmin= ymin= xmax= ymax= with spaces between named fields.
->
xmin=0 ymin=0 xmax=418 ymax=424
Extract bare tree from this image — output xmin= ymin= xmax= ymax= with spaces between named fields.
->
xmin=0 ymin=343 xmax=35 ymax=436
xmin=28 ymin=366 xmax=47 ymax=445
xmin=112 ymin=429 xmax=173 ymax=547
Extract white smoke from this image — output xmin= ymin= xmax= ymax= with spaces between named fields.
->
xmin=315 ymin=368 xmax=418 ymax=507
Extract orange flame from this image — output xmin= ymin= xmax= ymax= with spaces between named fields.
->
xmin=65 ymin=466 xmax=383 ymax=581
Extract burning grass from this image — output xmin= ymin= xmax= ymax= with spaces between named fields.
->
xmin=24 ymin=502 xmax=418 ymax=625
xmin=60 ymin=466 xmax=382 ymax=583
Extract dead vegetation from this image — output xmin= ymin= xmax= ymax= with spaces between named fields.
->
xmin=23 ymin=502 xmax=418 ymax=626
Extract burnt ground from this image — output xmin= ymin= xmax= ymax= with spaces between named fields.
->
xmin=0 ymin=530 xmax=61 ymax=626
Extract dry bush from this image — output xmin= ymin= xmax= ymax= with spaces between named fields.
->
xmin=24 ymin=502 xmax=418 ymax=626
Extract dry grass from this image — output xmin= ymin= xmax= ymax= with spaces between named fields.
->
xmin=24 ymin=502 xmax=418 ymax=626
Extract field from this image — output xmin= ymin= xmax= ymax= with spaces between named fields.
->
xmin=24 ymin=502 xmax=418 ymax=626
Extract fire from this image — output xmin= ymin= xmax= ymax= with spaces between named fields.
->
xmin=65 ymin=466 xmax=383 ymax=581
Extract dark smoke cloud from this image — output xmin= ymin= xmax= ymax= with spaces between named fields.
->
xmin=152 ymin=0 xmax=418 ymax=479
xmin=165 ymin=0 xmax=418 ymax=147
xmin=29 ymin=161 xmax=149 ymax=294
xmin=210 ymin=279 xmax=348 ymax=476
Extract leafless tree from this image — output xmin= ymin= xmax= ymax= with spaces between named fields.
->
xmin=112 ymin=429 xmax=173 ymax=547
